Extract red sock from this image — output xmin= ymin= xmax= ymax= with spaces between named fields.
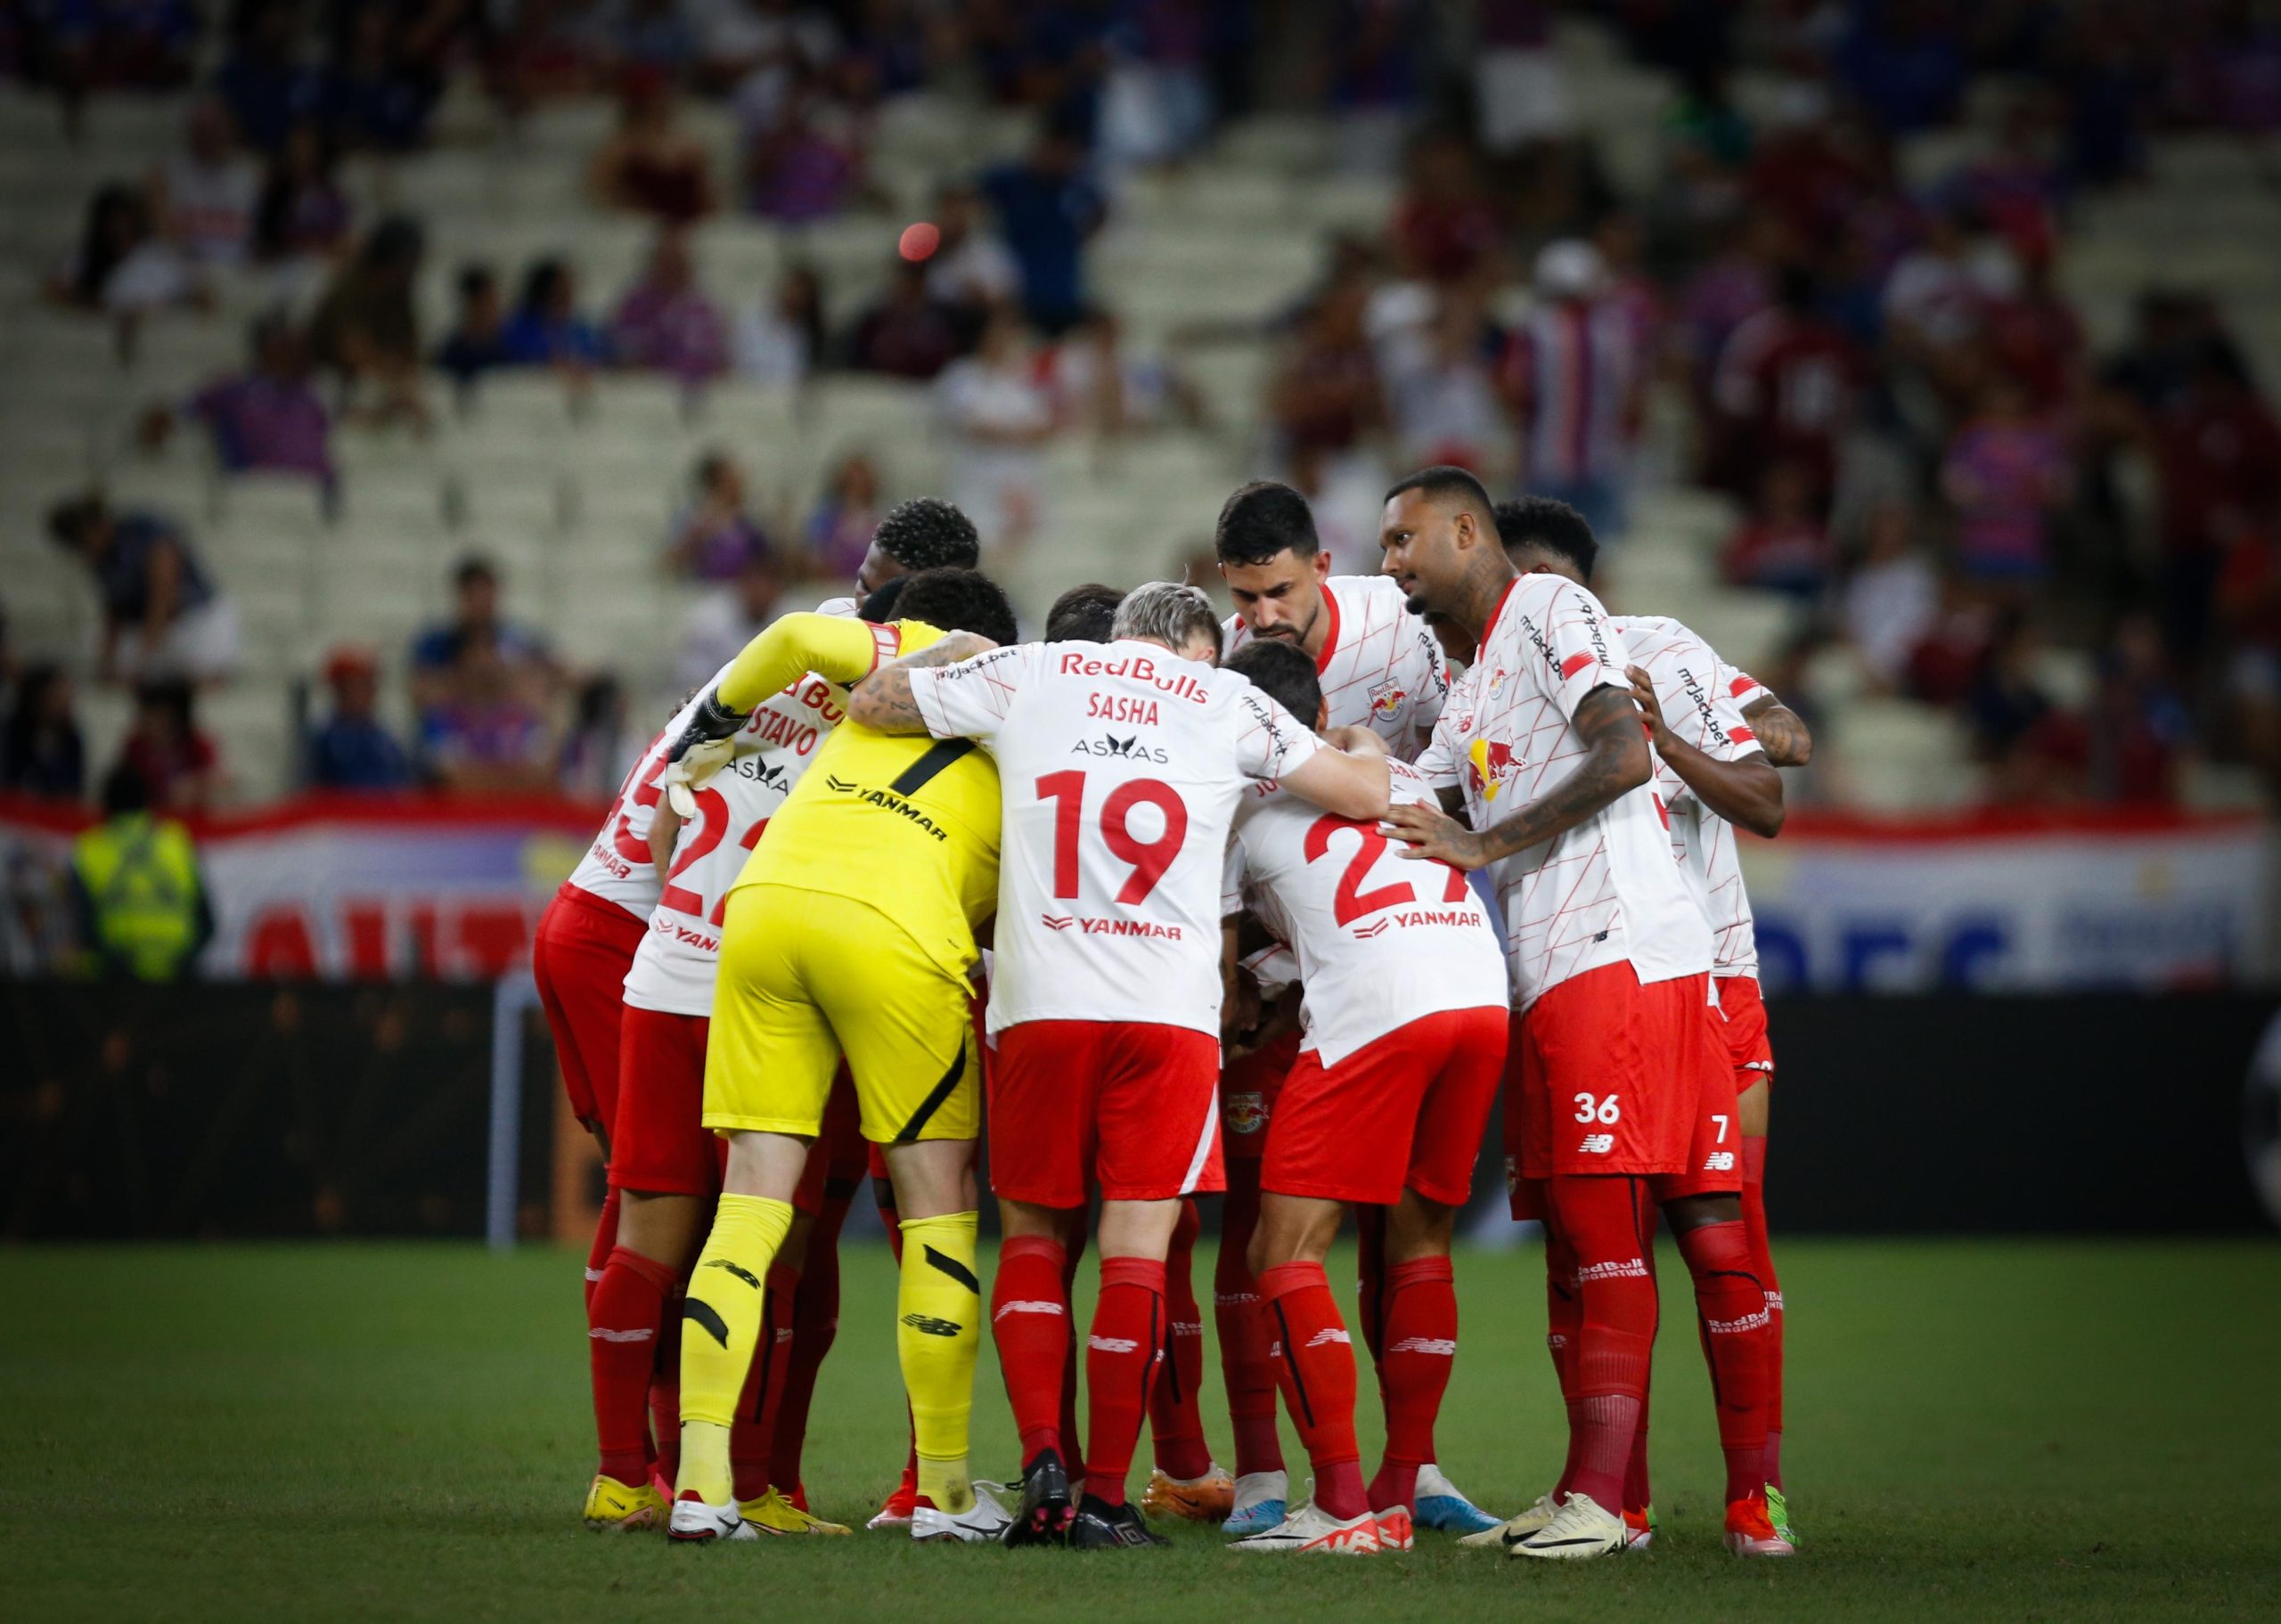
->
xmin=1149 ymin=1201 xmax=1213 ymax=1481
xmin=771 ymin=1189 xmax=849 ymax=1491
xmin=1743 ymin=1136 xmax=1783 ymax=1489
xmin=588 ymin=1245 xmax=674 ymax=1485
xmin=1542 ymin=1222 xmax=1582 ymax=1499
xmin=649 ymin=1283 xmax=683 ymax=1482
xmin=1083 ymin=1256 xmax=1165 ymax=1506
xmin=730 ymin=1261 xmax=801 ymax=1502
xmin=1058 ymin=1223 xmax=1089 ymax=1480
xmin=1549 ymin=1176 xmax=1656 ymax=1514
xmin=1258 ymin=1260 xmax=1367 ymax=1521
xmin=1627 ymin=1202 xmax=1660 ymax=1514
xmin=1676 ymin=1218 xmax=1771 ymax=1506
xmin=1354 ymin=1205 xmax=1389 ymax=1407
xmin=584 ymin=1186 xmax=621 ymax=1312
xmin=1214 ymin=1173 xmax=1283 ymax=1479
xmin=1368 ymin=1255 xmax=1455 ymax=1514
xmin=990 ymin=1235 xmax=1071 ymax=1464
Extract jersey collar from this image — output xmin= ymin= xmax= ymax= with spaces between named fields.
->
xmin=1312 ymin=581 xmax=1342 ymax=673
xmin=1478 ymin=575 xmax=1521 ymax=652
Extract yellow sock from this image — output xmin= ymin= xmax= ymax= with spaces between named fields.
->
xmin=896 ymin=1210 xmax=981 ymax=1515
xmin=676 ymin=1193 xmax=794 ymax=1506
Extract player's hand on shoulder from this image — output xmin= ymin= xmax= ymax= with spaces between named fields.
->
xmin=1321 ymin=723 xmax=1386 ymax=757
xmin=1624 ymin=665 xmax=1672 ymax=752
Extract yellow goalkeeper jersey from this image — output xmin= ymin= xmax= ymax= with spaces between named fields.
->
xmin=717 ymin=612 xmax=1001 ymax=978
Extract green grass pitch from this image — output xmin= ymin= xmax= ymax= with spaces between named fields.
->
xmin=4 ymin=1237 xmax=2278 ymax=1622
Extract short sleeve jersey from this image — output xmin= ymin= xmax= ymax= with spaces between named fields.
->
xmin=1224 ymin=756 xmax=1508 ymax=1066
xmin=1416 ymin=575 xmax=1711 ymax=1008
xmin=910 ymin=639 xmax=1321 ymax=1039
xmin=1222 ymin=574 xmax=1450 ymax=760
xmin=1615 ymin=616 xmax=1767 ymax=981
xmin=621 ymin=670 xmax=847 ymax=1016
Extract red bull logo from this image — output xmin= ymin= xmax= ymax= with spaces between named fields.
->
xmin=1467 ymin=738 xmax=1518 ymax=800
xmin=1368 ymin=680 xmax=1406 ymax=721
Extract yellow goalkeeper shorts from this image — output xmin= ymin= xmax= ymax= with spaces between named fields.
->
xmin=703 ymin=882 xmax=980 ymax=1146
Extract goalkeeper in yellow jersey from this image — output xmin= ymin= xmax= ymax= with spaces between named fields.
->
xmin=657 ymin=566 xmax=1019 ymax=1544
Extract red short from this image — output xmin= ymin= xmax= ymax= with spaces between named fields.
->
xmin=1263 ymin=1007 xmax=1507 ymax=1208
xmin=1503 ymin=962 xmax=1718 ymax=1214
xmin=611 ymin=1005 xmax=861 ymax=1214
xmin=1647 ymin=1003 xmax=1744 ymax=1202
xmin=1220 ymin=1026 xmax=1303 ymax=1163
xmin=991 ymin=1020 xmax=1223 ymax=1206
xmin=531 ymin=883 xmax=645 ymax=1130
xmin=1716 ymin=974 xmax=1776 ymax=1081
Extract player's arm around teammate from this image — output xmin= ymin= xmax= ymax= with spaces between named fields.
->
xmin=1624 ymin=665 xmax=1786 ymax=838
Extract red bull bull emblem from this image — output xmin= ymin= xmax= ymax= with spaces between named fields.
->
xmin=1467 ymin=738 xmax=1519 ymax=800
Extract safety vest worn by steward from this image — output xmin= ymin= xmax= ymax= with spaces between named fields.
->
xmin=72 ymin=812 xmax=203 ymax=979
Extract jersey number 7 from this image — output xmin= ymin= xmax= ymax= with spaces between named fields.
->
xmin=1035 ymin=770 xmax=1190 ymax=905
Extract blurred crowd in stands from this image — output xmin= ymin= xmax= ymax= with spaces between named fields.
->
xmin=7 ymin=0 xmax=2281 ymax=814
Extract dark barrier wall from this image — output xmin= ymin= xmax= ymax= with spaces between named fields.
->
xmin=4 ymin=983 xmax=2275 ymax=1238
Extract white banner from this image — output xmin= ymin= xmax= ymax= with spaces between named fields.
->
xmin=1740 ymin=812 xmax=2273 ymax=992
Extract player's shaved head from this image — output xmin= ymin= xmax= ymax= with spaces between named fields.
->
xmin=1224 ymin=639 xmax=1324 ymax=730
xmin=1494 ymin=495 xmax=1598 ymax=586
xmin=1378 ymin=464 xmax=1514 ymax=636
xmin=892 ymin=567 xmax=1018 ymax=647
xmin=1111 ymin=581 xmax=1223 ymax=663
xmin=1045 ymin=583 xmax=1124 ymax=643
xmin=1386 ymin=464 xmax=1498 ymax=536
xmin=857 ymin=498 xmax=982 ymax=596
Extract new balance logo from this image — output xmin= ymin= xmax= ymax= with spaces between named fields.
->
xmin=1574 ymin=1258 xmax=1650 ymax=1282
xmin=1089 ymin=1335 xmax=1139 ymax=1354
xmin=1304 ymin=1327 xmax=1352 ymax=1349
xmin=901 ymin=1313 xmax=962 ymax=1337
xmin=1388 ymin=1336 xmax=1455 ymax=1357
xmin=588 ymin=1326 xmax=654 ymax=1342
xmin=1578 ymin=1132 xmax=1616 ymax=1154
xmin=1701 ymin=1149 xmax=1737 ymax=1172
xmin=993 ymin=1300 xmax=1066 ymax=1322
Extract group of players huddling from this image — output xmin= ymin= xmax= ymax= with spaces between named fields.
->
xmin=531 ymin=463 xmax=1811 ymax=1563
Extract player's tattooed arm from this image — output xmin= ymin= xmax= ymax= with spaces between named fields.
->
xmin=1383 ymin=684 xmax=1648 ymax=870
xmin=1741 ymin=692 xmax=1814 ymax=767
xmin=1627 ymin=665 xmax=1786 ymax=838
xmin=846 ymin=632 xmax=998 ymax=734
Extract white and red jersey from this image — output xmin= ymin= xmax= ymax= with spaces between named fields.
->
xmin=1502 ymin=296 xmax=1641 ymax=486
xmin=1222 ymin=574 xmax=1451 ymax=760
xmin=621 ymin=671 xmax=848 ymax=1016
xmin=910 ymin=638 xmax=1321 ymax=1040
xmin=1416 ymin=575 xmax=1711 ymax=1009
xmin=1224 ymin=757 xmax=1508 ymax=1066
xmin=1615 ymin=616 xmax=1768 ymax=982
xmin=565 ymin=685 xmax=717 ymax=920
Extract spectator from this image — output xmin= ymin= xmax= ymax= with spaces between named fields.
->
xmin=167 ymin=312 xmax=335 ymax=484
xmin=846 ymin=256 xmax=961 ymax=379
xmin=1941 ymin=371 xmax=2073 ymax=590
xmin=44 ymin=0 xmax=196 ymax=123
xmin=69 ymin=763 xmax=214 ymax=981
xmin=1723 ymin=459 xmax=1835 ymax=600
xmin=307 ymin=215 xmax=429 ymax=428
xmin=1389 ymin=129 xmax=1501 ymax=287
xmin=115 ymin=679 xmax=223 ymax=813
xmin=2152 ymin=339 xmax=2281 ymax=659
xmin=1500 ymin=240 xmax=1643 ymax=541
xmin=742 ymin=66 xmax=871 ymax=223
xmin=323 ymin=0 xmax=438 ymax=153
xmin=981 ymin=124 xmax=1108 ymax=334
xmin=1710 ymin=264 xmax=1860 ymax=507
xmin=419 ymin=628 xmax=556 ymax=796
xmin=501 ymin=258 xmax=610 ymax=371
xmin=2088 ymin=610 xmax=2191 ymax=803
xmin=924 ymin=181 xmax=1022 ymax=347
xmin=1842 ymin=498 xmax=1941 ymax=690
xmin=1050 ymin=306 xmax=1203 ymax=437
xmin=49 ymin=183 xmax=197 ymax=315
xmin=46 ymin=494 xmax=242 ymax=687
xmin=732 ymin=264 xmax=823 ymax=386
xmin=804 ymin=450 xmax=883 ymax=578
xmin=613 ymin=0 xmax=698 ymax=78
xmin=939 ymin=306 xmax=1056 ymax=548
xmin=560 ymin=674 xmax=633 ymax=800
xmin=307 ymin=646 xmax=413 ymax=791
xmin=252 ymin=118 xmax=354 ymax=270
xmin=1096 ymin=0 xmax=1217 ymax=167
xmin=409 ymin=556 xmax=555 ymax=726
xmin=1328 ymin=0 xmax=1424 ymax=174
xmin=609 ymin=228 xmax=730 ymax=382
xmin=1268 ymin=269 xmax=1385 ymax=475
xmin=588 ymin=69 xmax=716 ymax=225
xmin=2217 ymin=514 xmax=2281 ymax=795
xmin=674 ymin=550 xmax=789 ymax=690
xmin=1473 ymin=0 xmax=1569 ymax=155
xmin=1883 ymin=208 xmax=2013 ymax=369
xmin=435 ymin=265 xmax=511 ymax=387
xmin=665 ymin=452 xmax=773 ymax=582
xmin=151 ymin=97 xmax=261 ymax=270
xmin=3 ymin=665 xmax=86 ymax=799
xmin=213 ymin=0 xmax=322 ymax=155
xmin=698 ymin=0 xmax=840 ymax=103
xmin=1967 ymin=615 xmax=2089 ymax=804
xmin=1379 ymin=292 xmax=1505 ymax=472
